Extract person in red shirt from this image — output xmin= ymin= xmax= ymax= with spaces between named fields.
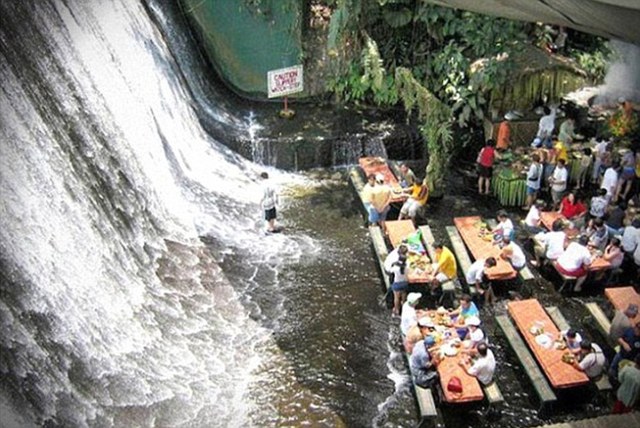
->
xmin=558 ymin=191 xmax=587 ymax=227
xmin=477 ymin=139 xmax=496 ymax=195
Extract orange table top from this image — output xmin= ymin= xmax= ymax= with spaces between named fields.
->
xmin=358 ymin=157 xmax=406 ymax=203
xmin=605 ymin=287 xmax=640 ymax=323
xmin=539 ymin=211 xmax=579 ymax=238
xmin=453 ymin=216 xmax=516 ymax=281
xmin=538 ymin=212 xmax=610 ymax=272
xmin=507 ymin=299 xmax=589 ymax=389
xmin=386 ymin=220 xmax=432 ymax=283
xmin=423 ymin=311 xmax=484 ymax=403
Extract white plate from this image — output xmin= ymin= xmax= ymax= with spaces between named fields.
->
xmin=535 ymin=333 xmax=553 ymax=348
xmin=442 ymin=345 xmax=458 ymax=356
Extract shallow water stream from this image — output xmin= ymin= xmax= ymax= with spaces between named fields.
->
xmin=212 ymin=168 xmax=621 ymax=428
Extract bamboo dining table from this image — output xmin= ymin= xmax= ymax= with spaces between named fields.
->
xmin=605 ymin=287 xmax=640 ymax=323
xmin=453 ymin=216 xmax=516 ymax=281
xmin=386 ymin=220 xmax=432 ymax=283
xmin=358 ymin=157 xmax=407 ymax=203
xmin=507 ymin=299 xmax=589 ymax=388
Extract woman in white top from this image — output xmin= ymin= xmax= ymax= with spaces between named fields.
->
xmin=496 ymin=210 xmax=514 ymax=240
xmin=390 ymin=256 xmax=409 ymax=316
xmin=462 ymin=316 xmax=485 ymax=350
xmin=524 ymin=200 xmax=545 ymax=234
xmin=560 ymin=328 xmax=583 ymax=355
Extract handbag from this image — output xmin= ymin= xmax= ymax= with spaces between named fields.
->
xmin=528 ymin=165 xmax=541 ymax=182
xmin=447 ymin=376 xmax=463 ymax=393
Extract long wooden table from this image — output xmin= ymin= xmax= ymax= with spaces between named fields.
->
xmin=386 ymin=220 xmax=432 ymax=283
xmin=539 ymin=211 xmax=579 ymax=238
xmin=425 ymin=312 xmax=484 ymax=403
xmin=453 ymin=216 xmax=516 ymax=281
xmin=507 ymin=299 xmax=589 ymax=389
xmin=538 ymin=212 xmax=610 ymax=272
xmin=605 ymin=287 xmax=640 ymax=323
xmin=358 ymin=157 xmax=407 ymax=203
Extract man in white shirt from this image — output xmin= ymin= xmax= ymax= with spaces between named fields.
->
xmin=401 ymin=292 xmax=423 ymax=335
xmin=466 ymin=257 xmax=497 ymax=306
xmin=501 ymin=236 xmax=526 ymax=270
xmin=260 ymin=172 xmax=279 ymax=232
xmin=622 ymin=219 xmax=640 ymax=255
xmin=532 ymin=219 xmax=566 ymax=266
xmin=536 ymin=106 xmax=556 ymax=148
xmin=556 ymin=235 xmax=592 ymax=292
xmin=572 ymin=340 xmax=606 ymax=379
xmin=549 ymin=159 xmax=568 ymax=209
xmin=589 ymin=188 xmax=609 ymax=219
xmin=524 ymin=154 xmax=543 ymax=209
xmin=459 ymin=342 xmax=496 ymax=385
xmin=524 ymin=200 xmax=545 ymax=234
xmin=601 ymin=161 xmax=621 ymax=200
xmin=591 ymin=137 xmax=609 ymax=184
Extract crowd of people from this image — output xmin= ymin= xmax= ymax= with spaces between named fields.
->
xmin=477 ymin=104 xmax=640 ymax=284
xmin=384 ymin=107 xmax=640 ymax=414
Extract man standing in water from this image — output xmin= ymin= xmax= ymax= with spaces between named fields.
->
xmin=260 ymin=172 xmax=279 ymax=233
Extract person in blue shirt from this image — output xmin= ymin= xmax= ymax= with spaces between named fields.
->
xmin=449 ymin=294 xmax=479 ymax=320
xmin=449 ymin=294 xmax=480 ymax=340
xmin=410 ymin=336 xmax=440 ymax=388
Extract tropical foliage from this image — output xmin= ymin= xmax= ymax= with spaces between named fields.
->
xmin=322 ymin=0 xmax=611 ymax=194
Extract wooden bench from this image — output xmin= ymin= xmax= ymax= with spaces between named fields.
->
xmin=495 ymin=315 xmax=557 ymax=414
xmin=404 ymin=349 xmax=438 ymax=423
xmin=546 ymin=306 xmax=613 ymax=392
xmin=482 ymin=381 xmax=504 ymax=417
xmin=349 ymin=167 xmax=368 ymax=213
xmin=551 ymin=261 xmax=577 ymax=293
xmin=584 ymin=302 xmax=613 ymax=340
xmin=545 ymin=306 xmax=570 ymax=331
xmin=414 ymin=384 xmax=438 ymax=420
xmin=369 ymin=225 xmax=391 ymax=291
xmin=445 ymin=225 xmax=477 ymax=297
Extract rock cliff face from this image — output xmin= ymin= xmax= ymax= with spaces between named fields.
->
xmin=152 ymin=1 xmax=423 ymax=170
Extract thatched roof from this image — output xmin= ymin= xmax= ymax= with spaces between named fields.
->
xmin=472 ymin=45 xmax=589 ymax=114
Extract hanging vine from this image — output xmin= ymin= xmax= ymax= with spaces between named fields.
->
xmin=396 ymin=67 xmax=453 ymax=198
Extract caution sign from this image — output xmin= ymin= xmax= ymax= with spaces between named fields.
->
xmin=267 ymin=65 xmax=303 ymax=98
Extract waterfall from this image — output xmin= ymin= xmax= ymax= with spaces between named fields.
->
xmin=0 ymin=1 xmax=325 ymax=426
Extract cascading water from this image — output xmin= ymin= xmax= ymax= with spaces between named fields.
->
xmin=0 ymin=1 xmax=347 ymax=426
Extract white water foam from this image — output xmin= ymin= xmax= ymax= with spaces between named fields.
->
xmin=0 ymin=0 xmax=325 ymax=426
